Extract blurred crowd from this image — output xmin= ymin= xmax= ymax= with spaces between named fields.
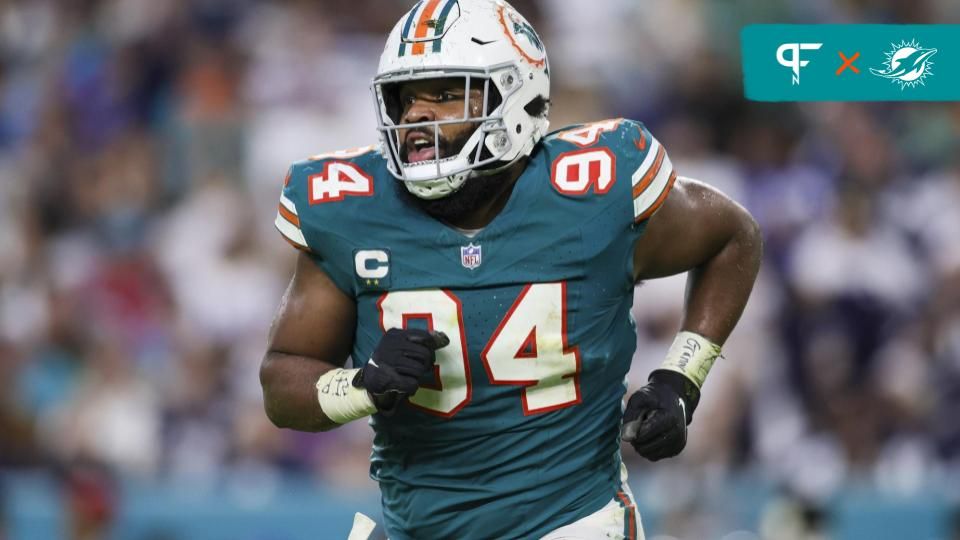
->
xmin=1 ymin=0 xmax=960 ymax=538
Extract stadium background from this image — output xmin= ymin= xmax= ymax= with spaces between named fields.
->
xmin=1 ymin=0 xmax=959 ymax=538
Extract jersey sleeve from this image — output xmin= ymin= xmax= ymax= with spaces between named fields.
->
xmin=275 ymin=164 xmax=311 ymax=252
xmin=620 ymin=119 xmax=677 ymax=225
xmin=272 ymin=159 xmax=359 ymax=297
xmin=545 ymin=118 xmax=678 ymax=287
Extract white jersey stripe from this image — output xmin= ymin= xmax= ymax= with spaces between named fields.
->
xmin=279 ymin=192 xmax=299 ymax=216
xmin=630 ymin=138 xmax=662 ymax=188
xmin=633 ymin=153 xmax=674 ymax=220
xmin=275 ymin=213 xmax=307 ymax=248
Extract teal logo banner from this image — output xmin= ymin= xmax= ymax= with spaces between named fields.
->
xmin=742 ymin=25 xmax=960 ymax=101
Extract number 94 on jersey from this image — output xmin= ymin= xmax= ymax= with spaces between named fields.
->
xmin=377 ymin=282 xmax=582 ymax=418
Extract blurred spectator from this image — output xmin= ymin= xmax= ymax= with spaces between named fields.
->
xmin=759 ymin=493 xmax=831 ymax=540
xmin=63 ymin=460 xmax=117 ymax=540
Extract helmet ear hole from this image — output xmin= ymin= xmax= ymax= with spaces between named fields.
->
xmin=524 ymin=95 xmax=549 ymax=118
xmin=516 ymin=124 xmax=522 ymax=134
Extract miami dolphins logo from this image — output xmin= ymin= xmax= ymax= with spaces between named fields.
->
xmin=512 ymin=19 xmax=543 ymax=52
xmin=870 ymin=39 xmax=937 ymax=89
xmin=497 ymin=3 xmax=546 ymax=68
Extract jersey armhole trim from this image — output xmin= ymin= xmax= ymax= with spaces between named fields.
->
xmin=634 ymin=170 xmax=677 ymax=224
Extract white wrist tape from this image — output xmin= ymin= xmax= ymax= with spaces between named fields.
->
xmin=659 ymin=331 xmax=723 ymax=389
xmin=316 ymin=368 xmax=377 ymax=424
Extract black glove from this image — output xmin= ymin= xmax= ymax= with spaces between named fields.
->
xmin=352 ymin=328 xmax=449 ymax=412
xmin=621 ymin=370 xmax=700 ymax=461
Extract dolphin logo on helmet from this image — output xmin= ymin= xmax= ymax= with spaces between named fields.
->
xmin=371 ymin=0 xmax=551 ymax=200
xmin=512 ymin=19 xmax=543 ymax=52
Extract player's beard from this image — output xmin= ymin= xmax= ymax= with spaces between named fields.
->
xmin=396 ymin=127 xmax=511 ymax=223
xmin=395 ymin=169 xmax=508 ymax=224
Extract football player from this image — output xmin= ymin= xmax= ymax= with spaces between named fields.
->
xmin=260 ymin=1 xmax=762 ymax=538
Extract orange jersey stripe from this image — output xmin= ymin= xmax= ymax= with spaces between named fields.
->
xmin=635 ymin=170 xmax=677 ymax=223
xmin=411 ymin=0 xmax=442 ymax=55
xmin=281 ymin=234 xmax=311 ymax=253
xmin=278 ymin=204 xmax=300 ymax=228
xmin=631 ymin=145 xmax=665 ymax=199
xmin=616 ymin=491 xmax=637 ymax=540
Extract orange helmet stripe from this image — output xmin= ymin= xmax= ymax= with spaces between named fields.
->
xmin=411 ymin=0 xmax=443 ymax=55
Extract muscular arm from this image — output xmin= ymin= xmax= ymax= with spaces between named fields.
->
xmin=633 ymin=177 xmax=762 ymax=345
xmin=260 ymin=252 xmax=356 ymax=432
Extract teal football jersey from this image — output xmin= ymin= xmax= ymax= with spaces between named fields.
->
xmin=275 ymin=119 xmax=676 ymax=539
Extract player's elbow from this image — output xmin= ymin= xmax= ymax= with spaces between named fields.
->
xmin=259 ymin=355 xmax=289 ymax=429
xmin=743 ymin=209 xmax=763 ymax=255
xmin=263 ymin=402 xmax=286 ymax=429
xmin=733 ymin=205 xmax=763 ymax=272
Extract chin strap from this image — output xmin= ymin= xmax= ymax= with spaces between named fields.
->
xmin=404 ymin=171 xmax=469 ymax=200
xmin=471 ymin=153 xmax=524 ymax=177
xmin=404 ymin=155 xmax=524 ymax=200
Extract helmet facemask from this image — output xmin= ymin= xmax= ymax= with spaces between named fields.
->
xmin=371 ymin=64 xmax=524 ymax=200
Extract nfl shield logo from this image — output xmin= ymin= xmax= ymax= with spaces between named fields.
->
xmin=461 ymin=243 xmax=482 ymax=270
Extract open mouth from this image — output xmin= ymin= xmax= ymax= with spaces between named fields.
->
xmin=405 ymin=130 xmax=440 ymax=164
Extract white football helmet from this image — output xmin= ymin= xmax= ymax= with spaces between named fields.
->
xmin=371 ymin=0 xmax=550 ymax=199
